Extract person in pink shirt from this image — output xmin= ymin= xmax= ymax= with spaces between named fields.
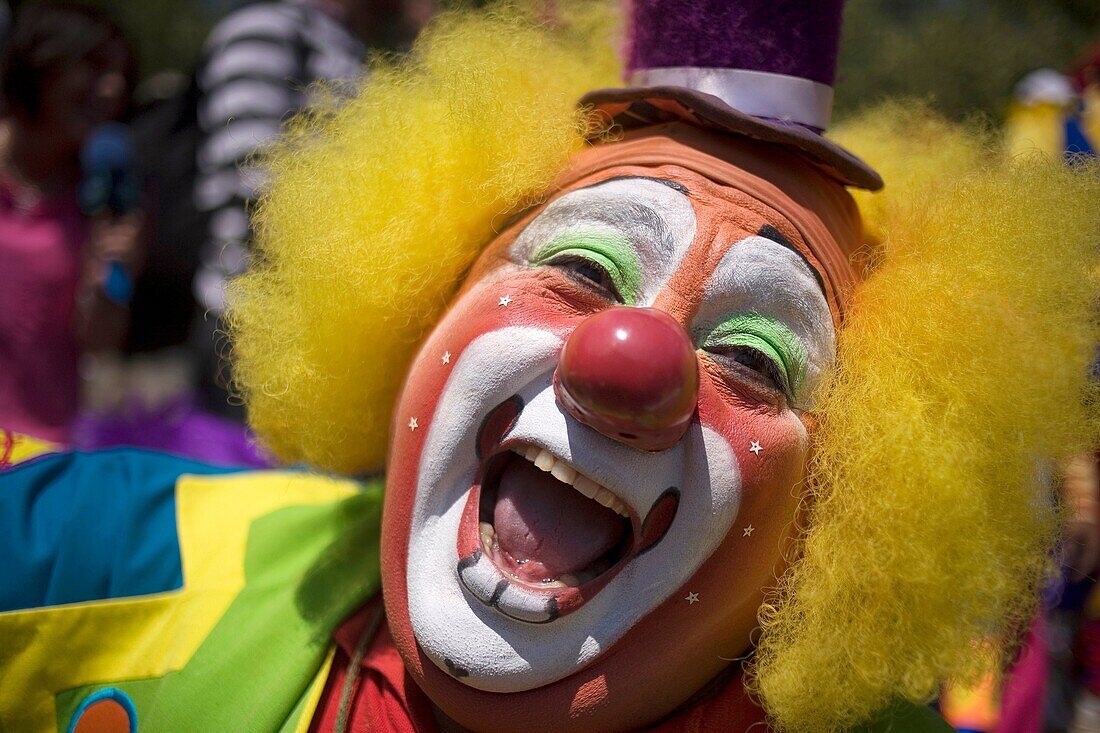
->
xmin=0 ymin=3 xmax=141 ymax=442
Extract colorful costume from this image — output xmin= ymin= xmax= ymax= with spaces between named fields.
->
xmin=3 ymin=1 xmax=1099 ymax=732
xmin=0 ymin=431 xmax=380 ymax=732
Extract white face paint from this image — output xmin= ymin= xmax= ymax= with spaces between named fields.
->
xmin=401 ymin=178 xmax=835 ymax=695
xmin=695 ymin=236 xmax=836 ymax=407
xmin=404 ymin=179 xmax=732 ymax=692
xmin=509 ymin=177 xmax=697 ymax=306
xmin=406 ymin=326 xmax=742 ymax=692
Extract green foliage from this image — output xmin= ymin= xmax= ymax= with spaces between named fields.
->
xmin=836 ymin=0 xmax=1100 ymax=123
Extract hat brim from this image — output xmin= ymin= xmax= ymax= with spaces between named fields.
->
xmin=581 ymin=86 xmax=883 ymax=191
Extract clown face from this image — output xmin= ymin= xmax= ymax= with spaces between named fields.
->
xmin=381 ymin=129 xmax=857 ymax=731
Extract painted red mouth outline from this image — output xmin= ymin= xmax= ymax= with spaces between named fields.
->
xmin=454 ymin=398 xmax=680 ymax=623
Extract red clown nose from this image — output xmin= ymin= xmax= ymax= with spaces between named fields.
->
xmin=554 ymin=307 xmax=699 ymax=451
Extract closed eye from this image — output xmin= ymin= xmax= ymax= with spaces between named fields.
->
xmin=530 ymin=230 xmax=642 ymax=306
xmin=697 ymin=312 xmax=808 ymax=405
xmin=705 ymin=344 xmax=792 ymax=402
xmin=544 ymin=253 xmax=623 ymax=303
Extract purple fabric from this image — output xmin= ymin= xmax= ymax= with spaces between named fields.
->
xmin=73 ymin=396 xmax=271 ymax=469
xmin=625 ymin=0 xmax=845 ymax=86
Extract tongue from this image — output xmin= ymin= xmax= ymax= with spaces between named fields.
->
xmin=493 ymin=455 xmax=627 ymax=582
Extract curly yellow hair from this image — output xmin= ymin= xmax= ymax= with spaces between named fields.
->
xmin=228 ymin=5 xmax=1099 ymax=729
xmin=227 ymin=2 xmax=619 ymax=474
xmin=749 ymin=105 xmax=1100 ymax=730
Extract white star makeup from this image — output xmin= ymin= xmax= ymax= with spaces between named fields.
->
xmin=498 ymin=295 xmax=512 ymax=307
xmin=685 ymin=592 xmax=700 ymax=605
xmin=408 ymin=417 xmax=419 ymax=431
xmin=442 ymin=351 xmax=451 ymax=365
xmin=743 ymin=525 xmax=755 ymax=537
xmin=749 ymin=440 xmax=763 ymax=455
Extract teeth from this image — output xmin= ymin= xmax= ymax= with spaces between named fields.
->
xmin=591 ymin=487 xmax=629 ymax=517
xmin=550 ymin=462 xmax=577 ymax=485
xmin=509 ymin=446 xmax=630 ymax=518
xmin=479 ymin=521 xmax=495 ymax=549
xmin=593 ymin=487 xmax=616 ymax=509
xmin=533 ymin=449 xmax=555 ymax=471
xmin=572 ymin=474 xmax=600 ymax=499
xmin=538 ymin=571 xmax=591 ymax=589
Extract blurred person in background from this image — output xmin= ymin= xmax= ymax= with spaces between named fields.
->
xmin=1054 ymin=45 xmax=1100 ymax=733
xmin=0 ymin=2 xmax=142 ymax=443
xmin=192 ymin=0 xmax=434 ymax=415
xmin=947 ymin=49 xmax=1100 ymax=733
xmin=1069 ymin=45 xmax=1100 ymax=154
xmin=1005 ymin=61 xmax=1098 ymax=160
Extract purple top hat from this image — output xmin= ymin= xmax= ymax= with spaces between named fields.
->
xmin=582 ymin=0 xmax=882 ymax=190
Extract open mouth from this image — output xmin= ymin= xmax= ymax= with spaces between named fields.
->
xmin=456 ymin=400 xmax=680 ymax=623
xmin=481 ymin=446 xmax=635 ymax=586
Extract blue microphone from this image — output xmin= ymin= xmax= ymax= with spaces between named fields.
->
xmin=79 ymin=123 xmax=139 ymax=305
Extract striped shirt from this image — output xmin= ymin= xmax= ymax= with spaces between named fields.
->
xmin=193 ymin=0 xmax=364 ymax=313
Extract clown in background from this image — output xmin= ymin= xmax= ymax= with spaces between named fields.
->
xmin=1006 ymin=44 xmax=1100 ymax=160
xmin=1 ymin=1 xmax=1098 ymax=732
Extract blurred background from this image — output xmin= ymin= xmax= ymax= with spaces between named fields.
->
xmin=836 ymin=0 xmax=1100 ymax=120
xmin=0 ymin=0 xmax=1096 ymax=731
xmin=55 ymin=0 xmax=1100 ymax=120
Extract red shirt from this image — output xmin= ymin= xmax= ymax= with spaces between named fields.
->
xmin=310 ymin=603 xmax=767 ymax=733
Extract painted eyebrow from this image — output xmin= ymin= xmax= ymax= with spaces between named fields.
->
xmin=757 ymin=223 xmax=826 ymax=296
xmin=582 ymin=175 xmax=690 ymax=196
xmin=548 ymin=198 xmax=676 ymax=253
xmin=496 ymin=177 xmax=687 ymax=240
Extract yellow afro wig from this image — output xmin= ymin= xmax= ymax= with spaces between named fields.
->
xmin=227 ymin=1 xmax=620 ymax=474
xmin=229 ymin=3 xmax=1099 ymax=728
xmin=749 ymin=104 xmax=1100 ymax=731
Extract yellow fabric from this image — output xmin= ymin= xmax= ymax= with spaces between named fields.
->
xmin=286 ymin=648 xmax=337 ymax=733
xmin=0 ymin=471 xmax=356 ymax=732
xmin=1005 ymin=102 xmax=1067 ymax=158
xmin=5 ymin=431 xmax=60 ymax=465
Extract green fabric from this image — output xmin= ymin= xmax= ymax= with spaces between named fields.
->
xmin=56 ymin=481 xmax=383 ymax=732
xmin=533 ymin=229 xmax=643 ymax=305
xmin=855 ymin=701 xmax=956 ymax=733
xmin=276 ymin=668 xmax=328 ymax=733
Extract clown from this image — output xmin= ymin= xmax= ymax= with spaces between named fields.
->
xmin=1 ymin=2 xmax=1098 ymax=732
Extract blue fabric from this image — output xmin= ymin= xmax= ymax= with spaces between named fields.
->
xmin=1064 ymin=115 xmax=1096 ymax=157
xmin=0 ymin=448 xmax=245 ymax=612
xmin=67 ymin=688 xmax=138 ymax=733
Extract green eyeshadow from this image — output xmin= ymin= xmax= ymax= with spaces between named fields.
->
xmin=532 ymin=230 xmax=643 ymax=305
xmin=700 ymin=312 xmax=808 ymax=396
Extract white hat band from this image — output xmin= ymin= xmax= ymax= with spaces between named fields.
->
xmin=629 ymin=67 xmax=835 ymax=131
